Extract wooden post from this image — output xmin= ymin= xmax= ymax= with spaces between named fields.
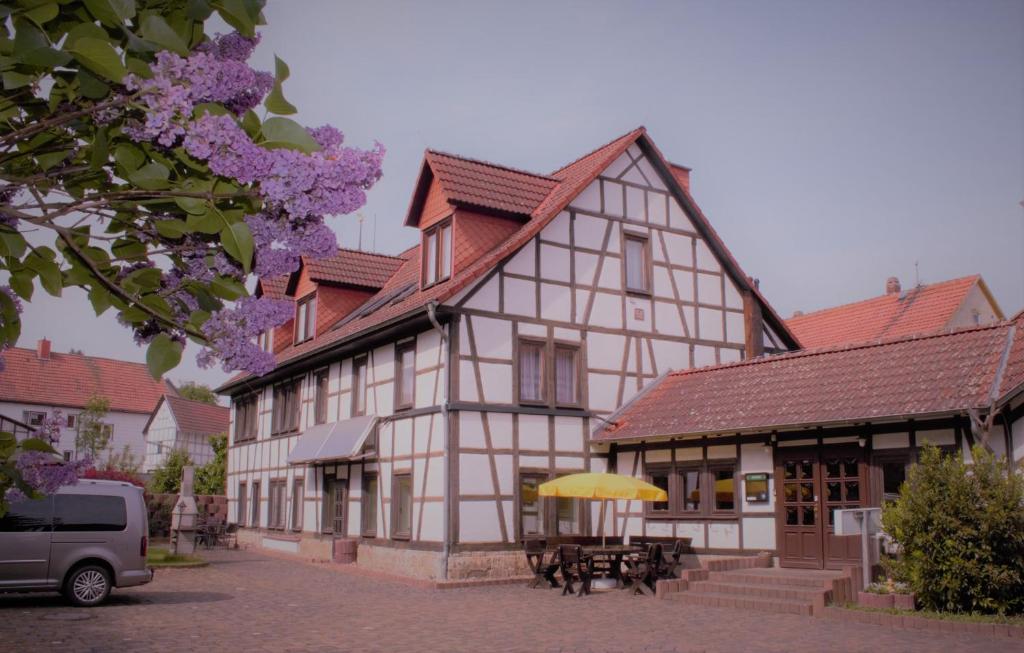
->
xmin=742 ymin=290 xmax=764 ymax=359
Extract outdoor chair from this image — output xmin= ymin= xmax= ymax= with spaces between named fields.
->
xmin=222 ymin=523 xmax=239 ymax=549
xmin=523 ymin=539 xmax=560 ymax=589
xmin=658 ymin=539 xmax=686 ymax=579
xmin=625 ymin=543 xmax=662 ymax=596
xmin=558 ymin=544 xmax=594 ymax=597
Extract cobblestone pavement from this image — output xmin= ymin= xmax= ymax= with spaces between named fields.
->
xmin=1 ymin=548 xmax=1021 ymax=653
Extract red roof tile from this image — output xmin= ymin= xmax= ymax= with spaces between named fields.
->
xmin=422 ymin=150 xmax=558 ymax=217
xmin=998 ymin=314 xmax=1024 ymax=402
xmin=303 ymin=248 xmax=406 ymax=290
xmin=162 ymin=395 xmax=229 ymax=435
xmin=0 ymin=346 xmax=169 ymax=414
xmin=597 ymin=321 xmax=1020 ymax=441
xmin=786 ymin=276 xmax=986 ymax=348
xmin=257 ymin=276 xmax=290 ymax=300
xmin=219 ymin=127 xmax=800 ymax=391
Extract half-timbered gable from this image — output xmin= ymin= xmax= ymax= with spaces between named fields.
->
xmin=220 ymin=126 xmax=801 ymax=580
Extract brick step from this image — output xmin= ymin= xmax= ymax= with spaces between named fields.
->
xmin=709 ymin=571 xmax=831 ymax=589
xmin=669 ymin=590 xmax=814 ymax=616
xmin=689 ymin=580 xmax=828 ymax=603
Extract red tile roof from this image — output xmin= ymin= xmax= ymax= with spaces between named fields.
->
xmin=0 ymin=346 xmax=169 ymax=414
xmin=786 ymin=276 xmax=990 ymax=348
xmin=257 ymin=276 xmax=290 ymax=300
xmin=160 ymin=395 xmax=229 ymax=435
xmin=597 ymin=316 xmax=1024 ymax=442
xmin=304 ymin=248 xmax=406 ymax=290
xmin=421 ymin=150 xmax=559 ymax=217
xmin=219 ymin=127 xmax=800 ymax=392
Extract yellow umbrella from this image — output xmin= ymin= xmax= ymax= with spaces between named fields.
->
xmin=539 ymin=473 xmax=668 ymax=546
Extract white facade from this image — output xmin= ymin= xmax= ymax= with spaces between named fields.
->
xmin=143 ymin=399 xmax=219 ymax=472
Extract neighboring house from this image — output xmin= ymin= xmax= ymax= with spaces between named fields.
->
xmin=786 ymin=275 xmax=1003 ymax=348
xmin=143 ymin=394 xmax=230 ymax=472
xmin=595 ymin=312 xmax=1024 ymax=569
xmin=0 ymin=339 xmax=169 ymax=463
xmin=0 ymin=413 xmax=33 ymax=440
xmin=218 ymin=127 xmax=799 ymax=579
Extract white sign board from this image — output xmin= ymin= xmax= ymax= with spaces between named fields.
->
xmin=834 ymin=507 xmax=882 ymax=537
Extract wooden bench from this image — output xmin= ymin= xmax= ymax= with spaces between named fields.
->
xmin=628 ymin=536 xmax=693 ymax=579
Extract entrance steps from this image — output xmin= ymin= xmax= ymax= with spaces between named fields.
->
xmin=664 ymin=566 xmax=848 ymax=617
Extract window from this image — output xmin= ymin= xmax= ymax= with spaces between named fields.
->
xmin=314 ymin=369 xmax=330 ymax=425
xmin=361 ymin=472 xmax=377 ymax=537
xmin=352 ymin=356 xmax=368 ymax=417
xmin=257 ymin=329 xmax=273 ymax=352
xmin=391 ymin=472 xmax=413 ymax=540
xmin=624 ymin=234 xmax=650 ymax=293
xmin=65 ymin=414 xmax=76 ymax=429
xmin=62 ymin=451 xmax=72 ymax=462
xmin=519 ymin=474 xmax=545 ymax=536
xmin=234 ymin=393 xmax=259 ymax=442
xmin=250 ymin=481 xmax=261 ymax=528
xmin=294 ymin=294 xmax=316 ymax=344
xmin=555 ymin=496 xmax=581 ymax=535
xmin=645 ymin=459 xmax=737 ymax=518
xmin=291 ymin=477 xmax=304 ymax=531
xmin=517 ymin=339 xmax=582 ymax=408
xmin=554 ymin=344 xmax=580 ymax=407
xmin=517 ymin=472 xmax=583 ymax=537
xmin=237 ymin=481 xmax=247 ymax=526
xmin=271 ymin=380 xmax=300 ymax=435
xmin=23 ymin=411 xmax=45 ymax=427
xmin=422 ymin=220 xmax=452 ymax=287
xmin=53 ymin=495 xmax=127 ymax=532
xmin=0 ymin=496 xmax=51 ymax=532
xmin=517 ymin=339 xmax=546 ymax=404
xmin=394 ymin=341 xmax=416 ymax=410
xmin=268 ymin=479 xmax=287 ymax=530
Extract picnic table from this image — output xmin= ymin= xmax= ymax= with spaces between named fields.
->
xmin=581 ymin=544 xmax=643 ymax=589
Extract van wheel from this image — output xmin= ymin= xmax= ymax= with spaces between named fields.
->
xmin=65 ymin=565 xmax=111 ymax=607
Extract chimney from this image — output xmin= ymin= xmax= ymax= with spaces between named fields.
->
xmin=792 ymin=310 xmax=804 ymax=318
xmin=36 ymin=338 xmax=51 ymax=360
xmin=885 ymin=277 xmax=901 ymax=295
xmin=668 ymin=163 xmax=691 ymax=192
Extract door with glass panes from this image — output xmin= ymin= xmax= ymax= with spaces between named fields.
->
xmin=775 ymin=446 xmax=865 ymax=569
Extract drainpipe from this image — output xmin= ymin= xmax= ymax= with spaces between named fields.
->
xmin=427 ymin=301 xmax=451 ymax=580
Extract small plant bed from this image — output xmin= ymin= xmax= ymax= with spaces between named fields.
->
xmin=823 ymin=604 xmax=1024 ymax=639
xmin=841 ymin=604 xmax=1024 ymax=626
xmin=147 ymin=547 xmax=208 ymax=568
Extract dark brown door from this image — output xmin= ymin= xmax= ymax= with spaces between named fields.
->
xmin=775 ymin=446 xmax=867 ymax=569
xmin=776 ymin=449 xmax=823 ymax=569
xmin=323 ymin=477 xmax=347 ymax=536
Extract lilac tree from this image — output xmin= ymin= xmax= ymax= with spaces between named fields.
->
xmin=0 ymin=1 xmax=383 ymax=512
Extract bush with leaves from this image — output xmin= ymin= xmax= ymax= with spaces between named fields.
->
xmin=74 ymin=394 xmax=112 ymax=458
xmin=194 ymin=433 xmax=225 ymax=494
xmin=83 ymin=466 xmax=144 ymax=487
xmin=176 ymin=381 xmax=217 ymax=404
xmin=882 ymin=444 xmax=1024 ymax=615
xmin=102 ymin=443 xmax=141 ymax=474
xmin=147 ymin=447 xmax=191 ymax=494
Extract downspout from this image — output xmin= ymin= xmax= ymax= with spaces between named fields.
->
xmin=427 ymin=301 xmax=451 ymax=579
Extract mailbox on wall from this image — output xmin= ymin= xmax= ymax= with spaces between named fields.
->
xmin=744 ymin=473 xmax=769 ymax=502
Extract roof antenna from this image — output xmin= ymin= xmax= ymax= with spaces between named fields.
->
xmin=357 ymin=212 xmax=364 ymax=251
xmin=914 ymin=260 xmax=920 ymax=288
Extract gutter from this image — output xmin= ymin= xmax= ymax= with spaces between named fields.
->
xmin=426 ymin=300 xmax=452 ymax=580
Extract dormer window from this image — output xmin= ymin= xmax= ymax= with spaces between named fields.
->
xmin=257 ymin=329 xmax=273 ymax=352
xmin=422 ymin=219 xmax=452 ymax=287
xmin=295 ymin=294 xmax=316 ymax=344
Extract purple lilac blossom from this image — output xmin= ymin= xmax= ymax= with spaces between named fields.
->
xmin=15 ymin=451 xmax=90 ymax=495
xmin=35 ymin=410 xmax=63 ymax=445
xmin=245 ymin=212 xmax=338 ymax=277
xmin=4 ymin=487 xmax=27 ymax=503
xmin=197 ymin=296 xmax=294 ymax=375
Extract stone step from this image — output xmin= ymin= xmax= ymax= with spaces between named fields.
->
xmin=689 ymin=580 xmax=828 ymax=603
xmin=669 ymin=590 xmax=815 ymax=616
xmin=709 ymin=571 xmax=832 ymax=589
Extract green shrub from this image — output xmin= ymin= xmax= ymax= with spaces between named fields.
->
xmin=148 ymin=449 xmax=193 ymax=494
xmin=194 ymin=434 xmax=227 ymax=495
xmin=882 ymin=444 xmax=1024 ymax=615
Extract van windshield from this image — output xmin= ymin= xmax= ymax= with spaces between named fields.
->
xmin=53 ymin=495 xmax=127 ymax=532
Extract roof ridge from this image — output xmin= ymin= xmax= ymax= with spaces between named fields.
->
xmin=7 ymin=346 xmax=152 ymax=369
xmin=425 ymin=149 xmax=557 ymax=182
xmin=166 ymin=394 xmax=227 ymax=409
xmin=331 ymin=247 xmax=407 ymax=261
xmin=672 ymin=318 xmax=1012 ymax=379
xmin=549 ymin=126 xmax=645 ymax=177
xmin=788 ymin=274 xmax=980 ymax=322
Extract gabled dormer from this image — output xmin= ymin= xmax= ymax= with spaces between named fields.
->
xmin=404 ymin=150 xmax=559 ymax=288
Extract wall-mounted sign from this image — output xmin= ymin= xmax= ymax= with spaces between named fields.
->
xmin=744 ymin=473 xmax=769 ymax=502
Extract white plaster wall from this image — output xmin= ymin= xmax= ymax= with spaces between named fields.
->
xmin=948 ymin=284 xmax=1001 ymax=329
xmin=143 ymin=401 xmax=177 ymax=472
xmin=1013 ymin=415 xmax=1024 ymax=465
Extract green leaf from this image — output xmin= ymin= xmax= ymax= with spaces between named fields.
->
xmin=140 ymin=14 xmax=189 ymax=55
xmin=8 ymin=270 xmax=33 ymax=301
xmin=185 ymin=208 xmax=222 ymax=234
xmin=77 ymin=68 xmax=110 ymax=99
xmin=174 ymin=196 xmax=207 ymax=215
xmin=0 ymin=227 xmax=27 ymax=258
xmin=36 ymin=149 xmax=69 ymax=171
xmin=123 ymin=266 xmax=162 ymax=291
xmin=192 ymin=102 xmax=229 ymax=118
xmin=146 ymin=333 xmax=182 ymax=379
xmin=209 ymin=275 xmax=246 ymax=300
xmin=111 ymin=237 xmax=146 ymax=261
xmin=23 ymin=3 xmax=58 ymax=25
xmin=67 ymin=37 xmax=128 ymax=83
xmin=88 ymin=286 xmax=113 ymax=316
xmin=2 ymin=71 xmax=34 ymax=89
xmin=264 ymin=55 xmax=296 ymax=115
xmin=128 ymin=162 xmax=170 ymax=190
xmin=213 ymin=0 xmax=260 ymax=38
xmin=114 ymin=143 xmax=145 ymax=172
xmin=24 ymin=253 xmax=62 ymax=297
xmin=18 ymin=46 xmax=71 ymax=68
xmin=154 ymin=218 xmax=188 ymax=239
xmin=19 ymin=437 xmax=57 ymax=454
xmin=63 ymin=22 xmax=109 ymax=50
xmin=12 ymin=18 xmax=48 ymax=53
xmin=260 ymin=116 xmax=319 ymax=153
xmin=0 ymin=290 xmax=22 ymax=345
xmin=186 ymin=0 xmax=214 ymax=20
xmin=119 ymin=306 xmax=149 ymax=323
xmin=220 ymin=221 xmax=253 ymax=273
xmin=90 ymin=127 xmax=109 ymax=170
xmin=83 ymin=0 xmax=136 ymax=27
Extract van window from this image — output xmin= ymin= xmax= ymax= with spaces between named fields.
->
xmin=53 ymin=495 xmax=127 ymax=532
xmin=0 ymin=497 xmax=51 ymax=532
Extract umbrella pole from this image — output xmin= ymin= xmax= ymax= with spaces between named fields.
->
xmin=602 ymin=498 xmax=607 ymax=548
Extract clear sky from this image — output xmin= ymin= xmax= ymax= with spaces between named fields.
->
xmin=15 ymin=0 xmax=1024 ymax=392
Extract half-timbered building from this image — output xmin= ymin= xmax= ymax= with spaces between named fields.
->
xmin=217 ymin=126 xmax=802 ymax=580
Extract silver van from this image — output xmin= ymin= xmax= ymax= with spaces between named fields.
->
xmin=0 ymin=479 xmax=153 ymax=606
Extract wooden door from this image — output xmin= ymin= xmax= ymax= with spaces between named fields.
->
xmin=775 ymin=449 xmax=823 ymax=568
xmin=323 ymin=477 xmax=347 ymax=536
xmin=821 ymin=448 xmax=866 ymax=567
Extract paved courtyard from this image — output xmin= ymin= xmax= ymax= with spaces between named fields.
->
xmin=1 ymin=548 xmax=1020 ymax=653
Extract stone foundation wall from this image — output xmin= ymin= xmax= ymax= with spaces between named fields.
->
xmin=355 ymin=544 xmax=446 ymax=580
xmin=446 ymin=550 xmax=531 ymax=580
xmin=235 ymin=528 xmax=333 ymax=562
